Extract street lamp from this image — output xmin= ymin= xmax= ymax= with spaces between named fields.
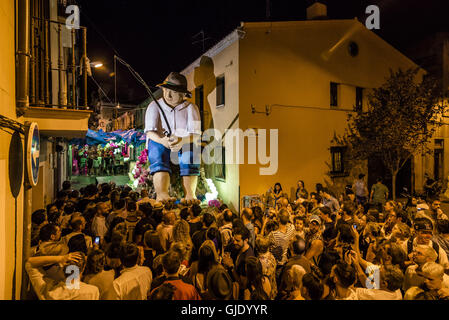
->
xmin=75 ymin=59 xmax=113 ymax=106
xmin=91 ymin=61 xmax=103 ymax=68
xmin=76 ymin=59 xmax=104 ymax=73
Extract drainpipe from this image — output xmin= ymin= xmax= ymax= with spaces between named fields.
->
xmin=71 ymin=29 xmax=76 ymax=108
xmin=82 ymin=27 xmax=88 ymax=109
xmin=21 ymin=122 xmax=33 ymax=300
xmin=16 ymin=0 xmax=30 ymax=116
xmin=21 ymin=186 xmax=32 ymax=300
xmin=31 ymin=1 xmax=36 ymax=105
xmin=57 ymin=24 xmax=67 ymax=107
xmin=44 ymin=20 xmax=49 ymax=105
xmin=38 ymin=0 xmax=44 ymax=104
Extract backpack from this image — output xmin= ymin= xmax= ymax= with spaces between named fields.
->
xmin=125 ymin=217 xmax=139 ymax=243
xmin=407 ymin=238 xmax=440 ymax=261
xmin=220 ymin=225 xmax=233 ymax=248
xmin=270 ymin=245 xmax=284 ymax=263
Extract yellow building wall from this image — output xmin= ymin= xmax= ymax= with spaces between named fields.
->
xmin=417 ymin=122 xmax=449 ymax=193
xmin=184 ymin=40 xmax=240 ymax=211
xmin=0 ymin=0 xmax=24 ymax=300
xmin=237 ymin=20 xmax=417 ymax=200
xmin=22 ymin=116 xmax=90 ymax=136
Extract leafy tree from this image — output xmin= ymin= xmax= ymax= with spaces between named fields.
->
xmin=347 ymin=68 xmax=447 ymax=199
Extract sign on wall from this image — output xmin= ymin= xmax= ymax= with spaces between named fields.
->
xmin=26 ymin=122 xmax=40 ymax=187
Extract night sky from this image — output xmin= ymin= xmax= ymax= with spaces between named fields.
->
xmin=77 ymin=0 xmax=449 ymax=104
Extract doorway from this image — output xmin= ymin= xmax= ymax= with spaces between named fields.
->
xmin=368 ymin=156 xmax=412 ymax=198
xmin=434 ymin=149 xmax=444 ymax=182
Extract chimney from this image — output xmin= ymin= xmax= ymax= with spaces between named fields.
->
xmin=307 ymin=1 xmax=328 ymax=20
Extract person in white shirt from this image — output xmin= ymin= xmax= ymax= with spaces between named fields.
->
xmin=329 ymin=261 xmax=359 ymax=300
xmin=157 ymin=211 xmax=175 ymax=252
xmin=144 ymin=72 xmax=201 ymax=203
xmin=354 ymin=264 xmax=404 ymax=300
xmin=353 ymin=173 xmax=369 ymax=205
xmin=349 ymin=223 xmax=404 ymax=298
xmin=403 ymin=245 xmax=449 ymax=291
xmin=91 ymin=202 xmax=110 ymax=244
xmin=405 ymin=262 xmax=449 ymax=300
xmin=25 ymin=252 xmax=99 ymax=300
xmin=109 ymin=243 xmax=153 ymax=300
xmin=83 ymin=249 xmax=115 ymax=300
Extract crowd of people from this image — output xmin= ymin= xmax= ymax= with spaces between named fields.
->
xmin=72 ymin=144 xmax=132 ymax=177
xmin=26 ymin=176 xmax=449 ymax=300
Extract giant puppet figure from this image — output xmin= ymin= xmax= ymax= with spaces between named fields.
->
xmin=144 ymin=72 xmax=201 ymax=203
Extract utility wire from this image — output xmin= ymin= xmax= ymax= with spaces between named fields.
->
xmin=0 ymin=115 xmax=25 ymax=134
xmin=79 ymin=13 xmax=164 ymax=122
xmin=78 ymin=9 xmax=170 ymax=134
xmin=114 ymin=55 xmax=172 ymax=136
xmin=89 ymin=75 xmax=113 ymax=103
xmin=80 ymin=11 xmax=121 ymax=57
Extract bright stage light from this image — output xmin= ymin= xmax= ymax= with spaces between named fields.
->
xmin=205 ymin=178 xmax=218 ymax=202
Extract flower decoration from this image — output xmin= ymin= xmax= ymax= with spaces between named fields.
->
xmin=130 ymin=148 xmax=150 ymax=188
xmin=208 ymin=199 xmax=221 ymax=208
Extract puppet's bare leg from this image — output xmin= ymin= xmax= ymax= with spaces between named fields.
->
xmin=154 ymin=171 xmax=171 ymax=201
xmin=182 ymin=176 xmax=198 ymax=201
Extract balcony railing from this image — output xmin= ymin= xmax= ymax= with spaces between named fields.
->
xmin=29 ymin=16 xmax=88 ymax=110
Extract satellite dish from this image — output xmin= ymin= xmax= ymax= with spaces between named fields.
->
xmin=9 ymin=131 xmax=23 ymax=198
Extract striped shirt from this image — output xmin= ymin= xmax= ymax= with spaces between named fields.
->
xmin=268 ymin=223 xmax=296 ymax=266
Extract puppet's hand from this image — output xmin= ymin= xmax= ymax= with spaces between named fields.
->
xmin=169 ymin=136 xmax=183 ymax=151
xmin=168 ymin=136 xmax=181 ymax=145
xmin=160 ymin=136 xmax=172 ymax=149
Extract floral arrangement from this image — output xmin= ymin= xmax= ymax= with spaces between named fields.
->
xmin=131 ymin=149 xmax=150 ymax=187
xmin=108 ymin=142 xmax=118 ymax=149
xmin=121 ymin=143 xmax=128 ymax=157
xmin=208 ymin=199 xmax=221 ymax=208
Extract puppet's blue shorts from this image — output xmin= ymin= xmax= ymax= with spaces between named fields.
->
xmin=147 ymin=140 xmax=200 ymax=176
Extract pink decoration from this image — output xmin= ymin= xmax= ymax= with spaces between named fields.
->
xmin=132 ymin=149 xmax=150 ymax=187
xmin=208 ymin=200 xmax=221 ymax=208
